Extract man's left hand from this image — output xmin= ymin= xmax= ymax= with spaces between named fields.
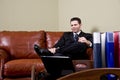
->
xmin=78 ymin=37 xmax=92 ymax=47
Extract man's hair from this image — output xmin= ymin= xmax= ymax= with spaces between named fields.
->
xmin=70 ymin=17 xmax=81 ymax=24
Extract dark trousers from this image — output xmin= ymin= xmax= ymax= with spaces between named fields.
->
xmin=54 ymin=43 xmax=88 ymax=60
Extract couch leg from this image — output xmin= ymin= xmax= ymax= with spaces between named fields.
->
xmin=31 ymin=65 xmax=49 ymax=80
xmin=31 ymin=65 xmax=36 ymax=80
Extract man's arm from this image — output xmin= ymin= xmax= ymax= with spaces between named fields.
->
xmin=78 ymin=33 xmax=93 ymax=47
xmin=78 ymin=37 xmax=92 ymax=47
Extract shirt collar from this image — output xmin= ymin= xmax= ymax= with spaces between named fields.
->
xmin=73 ymin=31 xmax=81 ymax=35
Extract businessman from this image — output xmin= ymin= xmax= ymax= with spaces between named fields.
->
xmin=34 ymin=17 xmax=93 ymax=60
xmin=34 ymin=17 xmax=93 ymax=80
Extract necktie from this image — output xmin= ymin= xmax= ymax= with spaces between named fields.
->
xmin=74 ymin=33 xmax=78 ymax=42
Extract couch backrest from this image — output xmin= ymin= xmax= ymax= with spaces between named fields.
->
xmin=46 ymin=32 xmax=64 ymax=48
xmin=0 ymin=31 xmax=46 ymax=59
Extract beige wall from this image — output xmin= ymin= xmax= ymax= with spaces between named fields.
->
xmin=58 ymin=0 xmax=120 ymax=33
xmin=0 ymin=0 xmax=120 ymax=32
xmin=0 ymin=0 xmax=58 ymax=31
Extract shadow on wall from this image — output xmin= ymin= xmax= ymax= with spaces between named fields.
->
xmin=91 ymin=27 xmax=99 ymax=33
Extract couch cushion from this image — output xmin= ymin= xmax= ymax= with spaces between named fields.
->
xmin=46 ymin=32 xmax=64 ymax=48
xmin=4 ymin=59 xmax=45 ymax=77
xmin=0 ymin=31 xmax=46 ymax=59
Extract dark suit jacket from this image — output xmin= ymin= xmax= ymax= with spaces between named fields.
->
xmin=54 ymin=31 xmax=93 ymax=48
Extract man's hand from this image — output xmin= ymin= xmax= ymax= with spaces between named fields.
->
xmin=78 ymin=37 xmax=92 ymax=47
xmin=48 ymin=48 xmax=57 ymax=54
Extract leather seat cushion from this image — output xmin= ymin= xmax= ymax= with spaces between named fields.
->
xmin=4 ymin=59 xmax=45 ymax=77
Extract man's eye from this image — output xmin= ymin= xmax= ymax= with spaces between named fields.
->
xmin=74 ymin=24 xmax=77 ymax=26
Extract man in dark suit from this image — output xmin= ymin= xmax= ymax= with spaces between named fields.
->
xmin=34 ymin=17 xmax=93 ymax=60
xmin=34 ymin=17 xmax=93 ymax=80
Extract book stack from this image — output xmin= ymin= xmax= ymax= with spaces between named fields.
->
xmin=93 ymin=31 xmax=120 ymax=68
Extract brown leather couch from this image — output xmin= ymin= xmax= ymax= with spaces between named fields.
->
xmin=0 ymin=31 xmax=93 ymax=80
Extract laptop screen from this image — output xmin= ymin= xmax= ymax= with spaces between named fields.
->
xmin=41 ymin=56 xmax=75 ymax=76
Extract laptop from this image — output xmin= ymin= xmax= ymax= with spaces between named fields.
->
xmin=41 ymin=56 xmax=75 ymax=77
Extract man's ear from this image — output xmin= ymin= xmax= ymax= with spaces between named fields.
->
xmin=80 ymin=23 xmax=82 ymax=26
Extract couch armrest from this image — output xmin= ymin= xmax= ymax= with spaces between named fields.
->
xmin=0 ymin=49 xmax=10 ymax=63
xmin=86 ymin=48 xmax=93 ymax=60
xmin=0 ymin=49 xmax=10 ymax=79
xmin=72 ymin=60 xmax=93 ymax=72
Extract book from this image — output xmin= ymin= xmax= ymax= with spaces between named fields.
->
xmin=105 ymin=32 xmax=114 ymax=67
xmin=93 ymin=32 xmax=102 ymax=68
xmin=118 ymin=32 xmax=120 ymax=67
xmin=113 ymin=31 xmax=119 ymax=67
xmin=101 ymin=32 xmax=106 ymax=67
xmin=105 ymin=32 xmax=117 ymax=80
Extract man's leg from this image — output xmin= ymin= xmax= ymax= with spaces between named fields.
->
xmin=34 ymin=43 xmax=88 ymax=59
xmin=56 ymin=43 xmax=88 ymax=59
xmin=34 ymin=44 xmax=53 ymax=56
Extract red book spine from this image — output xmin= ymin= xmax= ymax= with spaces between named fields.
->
xmin=118 ymin=32 xmax=120 ymax=67
xmin=114 ymin=31 xmax=119 ymax=67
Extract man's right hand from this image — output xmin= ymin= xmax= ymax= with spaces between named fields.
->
xmin=48 ymin=48 xmax=57 ymax=54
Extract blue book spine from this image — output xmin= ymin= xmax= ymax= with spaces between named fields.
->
xmin=105 ymin=32 xmax=116 ymax=80
xmin=105 ymin=32 xmax=114 ymax=67
xmin=93 ymin=32 xmax=102 ymax=68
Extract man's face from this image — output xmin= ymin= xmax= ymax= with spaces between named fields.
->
xmin=70 ymin=20 xmax=81 ymax=33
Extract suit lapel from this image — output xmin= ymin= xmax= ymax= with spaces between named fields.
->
xmin=78 ymin=31 xmax=85 ymax=37
xmin=70 ymin=32 xmax=75 ymax=41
